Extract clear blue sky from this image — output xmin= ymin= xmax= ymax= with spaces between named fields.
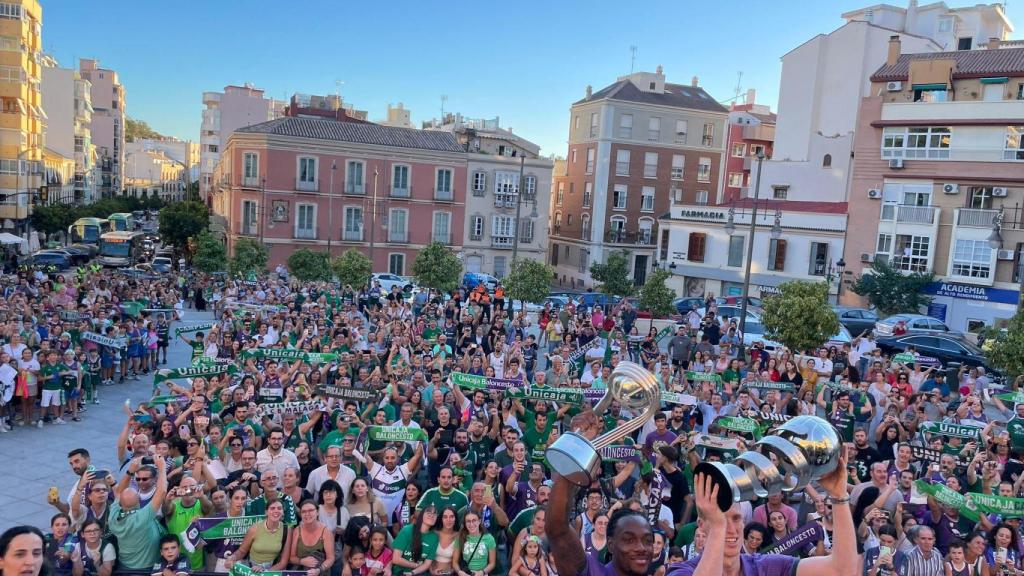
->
xmin=41 ymin=0 xmax=1022 ymax=156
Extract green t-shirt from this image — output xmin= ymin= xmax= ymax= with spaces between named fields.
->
xmin=460 ymin=533 xmax=496 ymax=571
xmin=107 ymin=500 xmax=161 ymax=570
xmin=1009 ymin=417 xmax=1024 ymax=449
xmin=520 ymin=412 xmax=554 ymax=463
xmin=164 ymin=499 xmax=205 ymax=569
xmin=41 ymin=362 xmax=63 ymax=391
xmin=417 ymin=486 xmax=469 ymax=513
xmin=392 ymin=525 xmax=439 ymax=576
xmin=188 ymin=340 xmax=204 ymax=361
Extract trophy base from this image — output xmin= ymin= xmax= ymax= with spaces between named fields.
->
xmin=546 ymin=432 xmax=601 ymax=487
xmin=694 ymin=461 xmax=741 ymax=512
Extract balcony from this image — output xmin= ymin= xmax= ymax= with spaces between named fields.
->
xmin=391 ymin=186 xmax=410 ymax=198
xmin=295 ymin=227 xmax=318 ymax=240
xmin=494 ymin=194 xmax=518 ymax=208
xmin=236 ymin=221 xmax=257 ymax=237
xmin=242 ymin=176 xmax=260 ymax=188
xmin=345 ymin=182 xmax=365 ymax=195
xmin=881 ymin=100 xmax=1024 ymax=124
xmin=956 ymin=208 xmax=999 ymax=228
xmin=605 ymin=229 xmax=654 ymax=245
xmin=880 ymin=204 xmax=938 ymax=225
xmin=296 ymin=179 xmax=318 ymax=192
xmin=433 ymin=232 xmax=451 ymax=244
xmin=742 ymin=124 xmax=775 ymax=142
xmin=491 ymin=236 xmax=514 ymax=248
xmin=434 ymin=188 xmax=454 ymax=202
xmin=388 ymin=230 xmax=408 ymax=243
xmin=343 ymin=229 xmax=363 ymax=242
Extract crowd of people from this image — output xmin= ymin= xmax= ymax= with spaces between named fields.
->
xmin=2 ymin=270 xmax=1023 ymax=576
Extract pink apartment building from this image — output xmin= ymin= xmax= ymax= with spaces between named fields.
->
xmin=722 ymin=93 xmax=775 ymax=204
xmin=212 ymin=116 xmax=467 ymax=274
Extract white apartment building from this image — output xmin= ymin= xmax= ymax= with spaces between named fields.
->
xmin=79 ymin=58 xmax=125 ymax=198
xmin=125 ymin=141 xmax=186 ymax=202
xmin=133 ymin=137 xmax=199 ymax=183
xmin=41 ymin=56 xmax=96 ymax=204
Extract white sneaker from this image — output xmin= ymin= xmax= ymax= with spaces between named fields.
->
xmin=36 ymin=420 xmax=43 ymax=428
xmin=54 ymin=418 xmax=66 ymax=424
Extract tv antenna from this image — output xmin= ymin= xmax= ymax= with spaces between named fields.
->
xmin=441 ymin=94 xmax=448 ymax=120
xmin=629 ymin=45 xmax=637 ymax=73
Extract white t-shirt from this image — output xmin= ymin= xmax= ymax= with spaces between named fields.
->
xmin=0 ymin=363 xmax=16 ymax=403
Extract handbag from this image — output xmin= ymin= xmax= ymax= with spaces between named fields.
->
xmin=459 ymin=535 xmax=485 ymax=573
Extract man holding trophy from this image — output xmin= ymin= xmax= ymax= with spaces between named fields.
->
xmin=546 ymin=361 xmax=859 ymax=576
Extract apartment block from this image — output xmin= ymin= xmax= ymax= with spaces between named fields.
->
xmin=132 ymin=137 xmax=199 ymax=184
xmin=79 ymin=58 xmax=125 ymax=198
xmin=722 ymin=90 xmax=775 ymax=204
xmin=844 ymin=39 xmax=1024 ymax=333
xmin=124 ymin=141 xmax=187 ymax=202
xmin=41 ymin=55 xmax=96 ymax=204
xmin=42 ymin=146 xmax=73 ymax=205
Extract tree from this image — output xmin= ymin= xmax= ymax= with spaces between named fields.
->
xmin=229 ymin=237 xmax=269 ymax=277
xmin=851 ymin=259 xmax=934 ymax=316
xmin=412 ymin=241 xmax=462 ymax=292
xmin=192 ymin=231 xmax=227 ymax=273
xmin=331 ymin=249 xmax=372 ymax=289
xmin=158 ymin=201 xmax=209 ymax=251
xmin=638 ymin=269 xmax=676 ymax=317
xmin=124 ymin=117 xmax=164 ymax=143
xmin=287 ymin=249 xmax=332 ymax=282
xmin=505 ymin=259 xmax=554 ymax=311
xmin=760 ymin=280 xmax=840 ymax=354
xmin=589 ymin=250 xmax=636 ymax=297
xmin=31 ymin=204 xmax=78 ymax=236
xmin=985 ymin=312 xmax=1024 ymax=379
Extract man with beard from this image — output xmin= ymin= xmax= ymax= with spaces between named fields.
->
xmin=851 ymin=428 xmax=883 ymax=483
xmin=358 ymin=444 xmax=423 ymax=519
xmin=442 ymin=429 xmax=478 ymax=491
xmin=417 ymin=466 xmax=468 ymax=511
xmin=506 ymin=461 xmax=546 ymax=520
xmin=51 ymin=448 xmax=94 ymax=515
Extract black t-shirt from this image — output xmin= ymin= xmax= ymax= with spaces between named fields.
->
xmin=661 ymin=467 xmax=690 ymax=524
xmin=853 ymin=444 xmax=884 ymax=482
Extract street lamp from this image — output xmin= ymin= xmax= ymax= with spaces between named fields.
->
xmin=731 ymin=150 xmax=766 ymax=360
xmin=989 ymin=208 xmax=1005 ymax=249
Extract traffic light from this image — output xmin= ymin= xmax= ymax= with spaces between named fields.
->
xmin=38 ymin=186 xmax=47 ymax=203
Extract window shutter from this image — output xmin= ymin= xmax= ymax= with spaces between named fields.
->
xmin=773 ymin=239 xmax=787 ymax=271
xmin=688 ymin=232 xmax=706 ymax=263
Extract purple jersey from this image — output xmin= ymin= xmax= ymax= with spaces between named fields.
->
xmin=667 ymin=553 xmax=799 ymax=576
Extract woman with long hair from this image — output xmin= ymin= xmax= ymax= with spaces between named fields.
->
xmin=986 ymin=522 xmax=1021 ymax=573
xmin=765 ymin=510 xmax=791 ymax=549
xmin=207 ymin=488 xmax=249 ymax=573
xmin=391 ymin=505 xmax=439 ymax=576
xmin=431 ymin=507 xmax=460 ymax=576
xmin=454 ymin=510 xmax=495 ymax=576
xmin=392 ymin=484 xmax=422 ymax=539
xmin=44 ymin=514 xmax=75 ymax=576
xmin=580 ymin=514 xmax=608 ymax=563
xmin=225 ymin=499 xmax=291 ymax=571
xmin=288 ymin=499 xmax=335 ymax=576
xmin=340 ymin=478 xmax=388 ymax=542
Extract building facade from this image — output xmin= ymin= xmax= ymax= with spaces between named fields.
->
xmin=843 ymin=40 xmax=1024 ymax=333
xmin=79 ymin=58 xmax=124 ymax=198
xmin=548 ymin=67 xmax=729 ymax=288
xmin=722 ymin=91 xmax=775 ymax=204
xmin=200 ymin=84 xmax=283 ymax=202
xmin=0 ymin=0 xmax=43 ymax=230
xmin=41 ymin=56 xmax=96 ymax=204
xmin=213 ymin=116 xmax=468 ymax=272
xmin=124 ymin=142 xmax=186 ymax=201
xmin=42 ymin=146 xmax=73 ymax=205
xmin=132 ymin=137 xmax=198 ymax=185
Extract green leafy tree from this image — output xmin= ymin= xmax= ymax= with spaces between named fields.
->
xmin=589 ymin=250 xmax=636 ymax=297
xmin=505 ymin=259 xmax=554 ymax=312
xmin=984 ymin=311 xmax=1024 ymax=380
xmin=229 ymin=237 xmax=269 ymax=277
xmin=158 ymin=201 xmax=209 ymax=251
xmin=412 ymin=241 xmax=462 ymax=292
xmin=638 ymin=269 xmax=676 ymax=317
xmin=124 ymin=117 xmax=164 ymax=142
xmin=331 ymin=249 xmax=372 ymax=289
xmin=760 ymin=280 xmax=840 ymax=353
xmin=287 ymin=249 xmax=332 ymax=282
xmin=851 ymin=259 xmax=934 ymax=316
xmin=31 ymin=204 xmax=78 ymax=236
xmin=192 ymin=231 xmax=227 ymax=273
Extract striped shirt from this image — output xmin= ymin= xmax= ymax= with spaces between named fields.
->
xmin=900 ymin=547 xmax=944 ymax=576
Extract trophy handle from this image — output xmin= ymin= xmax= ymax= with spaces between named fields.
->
xmin=694 ymin=462 xmax=741 ymax=511
xmin=591 ymin=362 xmax=661 ymax=451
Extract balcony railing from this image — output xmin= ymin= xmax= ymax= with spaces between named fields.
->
xmin=295 ymin=227 xmax=318 ymax=240
xmin=604 ymin=229 xmax=654 ymax=245
xmin=391 ymin=186 xmax=410 ymax=198
xmin=296 ymin=179 xmax=319 ymax=192
xmin=236 ymin=221 xmax=257 ymax=237
xmin=880 ymin=204 xmax=938 ymax=225
xmin=432 ymin=232 xmax=451 ymax=244
xmin=388 ymin=230 xmax=408 ymax=243
xmin=346 ymin=182 xmax=365 ymax=195
xmin=434 ymin=188 xmax=454 ymax=201
xmin=491 ymin=236 xmax=514 ymax=248
xmin=956 ymin=208 xmax=999 ymax=228
xmin=242 ymin=176 xmax=260 ymax=188
xmin=494 ymin=194 xmax=518 ymax=208
xmin=343 ymin=229 xmax=363 ymax=241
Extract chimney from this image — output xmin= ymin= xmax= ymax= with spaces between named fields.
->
xmin=691 ymin=76 xmax=699 ymax=87
xmin=887 ymin=35 xmax=901 ymax=66
xmin=656 ymin=64 xmax=663 ymax=75
xmin=585 ymin=84 xmax=592 ymax=98
xmin=987 ymin=37 xmax=1001 ymax=50
xmin=746 ymin=88 xmax=756 ymax=105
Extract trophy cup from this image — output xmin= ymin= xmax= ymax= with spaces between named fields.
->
xmin=694 ymin=415 xmax=842 ymax=511
xmin=546 ymin=361 xmax=661 ymax=486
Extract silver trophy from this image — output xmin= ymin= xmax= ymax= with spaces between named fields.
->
xmin=695 ymin=415 xmax=842 ymax=511
xmin=546 ymin=361 xmax=661 ymax=486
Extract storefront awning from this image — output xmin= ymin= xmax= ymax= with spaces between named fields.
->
xmin=911 ymin=83 xmax=948 ymax=91
xmin=980 ymin=77 xmax=1009 ymax=84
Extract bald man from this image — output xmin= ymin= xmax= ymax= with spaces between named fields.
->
xmin=110 ymin=454 xmax=168 ymax=570
xmin=164 ymin=475 xmax=214 ymax=569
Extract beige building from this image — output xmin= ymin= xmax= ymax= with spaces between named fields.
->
xmin=42 ymin=146 xmax=73 ymax=206
xmin=80 ymin=58 xmax=125 ymax=198
xmin=41 ymin=54 xmax=97 ymax=204
xmin=125 ymin=142 xmax=186 ymax=202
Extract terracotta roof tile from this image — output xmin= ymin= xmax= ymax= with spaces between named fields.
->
xmin=236 ymin=117 xmax=465 ymax=153
xmin=872 ymin=47 xmax=1024 ymax=81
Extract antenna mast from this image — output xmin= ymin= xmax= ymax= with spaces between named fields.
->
xmin=629 ymin=45 xmax=637 ymax=73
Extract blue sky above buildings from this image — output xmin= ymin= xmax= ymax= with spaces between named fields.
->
xmin=42 ymin=0 xmax=1023 ymax=156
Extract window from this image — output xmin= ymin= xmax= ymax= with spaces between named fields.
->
xmin=346 ymin=161 xmax=365 ymax=194
xmin=0 ymin=4 xmax=23 ymax=20
xmin=731 ymin=143 xmax=746 ymax=157
xmin=435 ymin=168 xmax=453 ymax=200
xmin=469 ymin=215 xmax=484 ymax=241
xmin=241 ymin=200 xmax=257 ymax=235
xmin=750 ymin=144 xmax=765 ymax=156
xmin=583 ymin=182 xmax=592 ymax=207
xmin=608 ymin=217 xmax=626 ymax=242
xmin=695 ymin=190 xmax=709 ymax=205
xmin=914 ymin=87 xmax=950 ymax=102
xmin=520 ymin=220 xmax=534 ymax=243
xmin=727 ymin=173 xmax=744 ymax=187
xmin=648 ymin=117 xmax=661 ymax=141
xmin=938 ymin=16 xmax=952 ymax=32
xmin=243 ymin=153 xmax=259 ymax=185
xmin=432 ymin=211 xmax=451 ymax=243
xmin=876 ymin=233 xmax=893 ymax=263
xmin=523 ymin=175 xmax=536 ymax=201
xmin=768 ymin=239 xmax=787 ymax=271
xmin=882 ymin=126 xmax=951 ymax=159
xmin=298 ymin=156 xmax=317 ymax=189
xmin=951 ymin=239 xmax=993 ymax=278
xmin=389 ymin=208 xmax=408 ymax=242
xmin=968 ymin=187 xmax=994 ymax=209
xmin=687 ymin=232 xmax=707 ymax=262
xmin=494 ymin=256 xmax=507 ymax=279
xmin=902 ymin=184 xmax=931 ymax=206
xmin=586 ymin=148 xmax=595 ymax=174
xmin=822 ymin=154 xmax=832 ymax=168
xmin=1005 ymin=126 xmax=1024 ymax=160
xmin=619 ymin=114 xmax=633 ymax=138
xmin=492 ymin=216 xmax=515 ymax=247
xmin=643 ymin=152 xmax=658 ymax=178
xmin=613 ymin=185 xmax=627 ymax=210
xmin=675 ymin=120 xmax=688 ymax=143
xmin=574 ymin=116 xmax=580 ymax=130
xmin=671 ymin=155 xmax=684 ymax=180
xmin=296 ymin=204 xmax=316 ymax=239
xmin=393 ymin=165 xmax=410 ymax=197
xmin=702 ymin=123 xmax=714 ymax=146
xmin=388 ymin=254 xmax=405 ymax=276
xmin=554 ymin=212 xmax=562 ymax=231
xmin=571 ymin=148 xmax=577 ymax=164
xmin=893 ymin=235 xmax=930 ymax=272
xmin=728 ymin=235 xmax=745 ymax=267
xmin=567 ymin=214 xmax=574 ymax=225
xmin=344 ymin=207 xmax=363 ymax=241
xmin=615 ymin=150 xmax=630 ymax=176
xmin=641 ymin=186 xmax=655 ymax=212
xmin=772 ymin=186 xmax=789 ymax=200
xmin=697 ymin=157 xmax=711 ymax=182
xmin=590 ymin=113 xmax=599 ymax=138
xmin=581 ymin=214 xmax=591 ymax=240
xmin=638 ymin=219 xmax=654 ymax=245
xmin=472 ymin=171 xmax=486 ymax=196
xmin=1018 ymin=84 xmax=1023 ymax=100
xmin=659 ymin=230 xmax=670 ymax=260
xmin=494 ymin=171 xmax=519 ymax=207
xmin=556 ymin=182 xmax=565 ymax=206
xmin=808 ymin=242 xmax=829 ymax=276
xmin=958 ymin=37 xmax=973 ymax=51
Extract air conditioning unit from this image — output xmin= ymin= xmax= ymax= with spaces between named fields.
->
xmin=998 ymin=249 xmax=1016 ymax=260
xmin=889 ymin=158 xmax=904 ymax=169
xmin=886 ymin=81 xmax=903 ymax=92
xmin=993 ymin=187 xmax=1008 ymax=197
xmin=868 ymin=188 xmax=882 ymax=199
xmin=943 ymin=183 xmax=959 ymax=194
xmin=860 ymin=252 xmax=875 ymax=263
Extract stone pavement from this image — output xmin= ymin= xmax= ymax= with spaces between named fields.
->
xmin=0 ymin=309 xmax=217 ymax=532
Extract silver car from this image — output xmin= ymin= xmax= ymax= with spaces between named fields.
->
xmin=874 ymin=313 xmax=955 ymax=337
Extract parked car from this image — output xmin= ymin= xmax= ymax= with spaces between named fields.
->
xmin=576 ymin=292 xmax=622 ymax=311
xmin=37 ymin=249 xmax=88 ymax=266
xmin=716 ymin=296 xmax=764 ymax=308
xmin=371 ymin=272 xmax=416 ymax=293
xmin=151 ymin=257 xmax=173 ymax=274
xmin=696 ymin=305 xmax=762 ymax=324
xmin=68 ymin=243 xmax=98 ymax=257
xmin=743 ymin=322 xmax=853 ymax=352
xmin=874 ymin=314 xmax=956 ymax=337
xmin=673 ymin=297 xmax=705 ymax=314
xmin=875 ymin=334 xmax=992 ymax=371
xmin=28 ymin=251 xmax=71 ymax=269
xmin=462 ymin=273 xmax=499 ymax=292
xmin=61 ymin=244 xmax=94 ymax=261
xmin=833 ymin=306 xmax=879 ymax=336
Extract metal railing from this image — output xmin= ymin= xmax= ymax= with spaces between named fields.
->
xmin=295 ymin=227 xmax=318 ymax=240
xmin=236 ymin=221 xmax=257 ymax=236
xmin=434 ymin=188 xmax=454 ymax=201
xmin=388 ymin=230 xmax=408 ymax=243
xmin=391 ymin=186 xmax=410 ymax=198
xmin=432 ymin=232 xmax=451 ymax=244
xmin=295 ymin=179 xmax=318 ymax=192
xmin=880 ymin=204 xmax=938 ymax=224
xmin=242 ymin=176 xmax=260 ymax=188
xmin=956 ymin=208 xmax=999 ymax=228
xmin=343 ymin=229 xmax=363 ymax=241
xmin=604 ymin=229 xmax=654 ymax=245
xmin=346 ymin=182 xmax=365 ymax=195
xmin=491 ymin=236 xmax=514 ymax=248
